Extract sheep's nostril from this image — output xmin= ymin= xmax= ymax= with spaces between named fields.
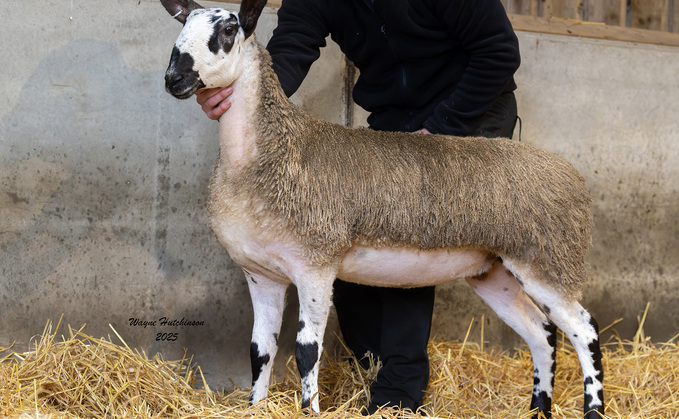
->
xmin=165 ymin=72 xmax=184 ymax=88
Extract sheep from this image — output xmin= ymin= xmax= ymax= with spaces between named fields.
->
xmin=159 ymin=0 xmax=605 ymax=417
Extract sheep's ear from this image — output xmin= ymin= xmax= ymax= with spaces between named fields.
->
xmin=239 ymin=0 xmax=268 ymax=39
xmin=161 ymin=0 xmax=204 ymax=24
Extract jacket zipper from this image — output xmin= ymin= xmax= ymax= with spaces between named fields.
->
xmin=360 ymin=0 xmax=388 ymax=38
xmin=359 ymin=0 xmax=413 ymax=131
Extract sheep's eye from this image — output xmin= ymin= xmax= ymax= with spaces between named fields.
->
xmin=224 ymin=26 xmax=235 ymax=36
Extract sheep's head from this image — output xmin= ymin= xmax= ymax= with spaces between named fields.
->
xmin=161 ymin=0 xmax=267 ymax=99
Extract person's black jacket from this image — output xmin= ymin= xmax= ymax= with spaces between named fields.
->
xmin=267 ymin=0 xmax=520 ymax=135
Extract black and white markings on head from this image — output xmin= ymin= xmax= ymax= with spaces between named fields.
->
xmin=165 ymin=7 xmax=246 ymax=98
xmin=175 ymin=9 xmax=241 ymax=57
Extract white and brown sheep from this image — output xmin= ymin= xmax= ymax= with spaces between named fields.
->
xmin=159 ymin=0 xmax=605 ymax=417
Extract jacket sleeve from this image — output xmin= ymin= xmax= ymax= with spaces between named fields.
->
xmin=266 ymin=0 xmax=330 ymax=97
xmin=423 ymin=0 xmax=520 ymax=136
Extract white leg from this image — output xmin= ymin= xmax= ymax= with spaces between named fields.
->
xmin=505 ymin=262 xmax=605 ymax=419
xmin=467 ymin=261 xmax=557 ymax=418
xmin=293 ymin=269 xmax=335 ymax=412
xmin=245 ymin=270 xmax=288 ymax=406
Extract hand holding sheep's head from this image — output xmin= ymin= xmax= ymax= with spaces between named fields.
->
xmin=161 ymin=0 xmax=267 ymax=99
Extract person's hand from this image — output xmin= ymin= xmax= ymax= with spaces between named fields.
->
xmin=414 ymin=128 xmax=431 ymax=134
xmin=196 ymin=87 xmax=233 ymax=120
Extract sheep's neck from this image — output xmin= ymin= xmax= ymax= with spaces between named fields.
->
xmin=217 ymin=64 xmax=259 ymax=170
xmin=216 ymin=41 xmax=295 ymax=172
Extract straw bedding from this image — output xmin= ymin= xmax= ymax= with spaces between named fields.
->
xmin=1 ymin=311 xmax=678 ymax=418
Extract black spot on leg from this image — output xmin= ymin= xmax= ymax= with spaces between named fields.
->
xmin=544 ymin=322 xmax=557 ymax=347
xmin=542 ymin=305 xmax=551 ymax=315
xmin=584 ymin=316 xmax=605 ymax=416
xmin=249 ymin=342 xmax=270 ymax=387
xmin=473 ymin=271 xmax=489 ymax=282
xmin=296 ymin=341 xmax=318 ymax=378
xmin=544 ymin=322 xmax=558 ymax=379
xmin=588 ymin=317 xmax=603 ymax=382
xmin=273 ymin=333 xmax=279 ymax=345
xmin=301 ymin=395 xmax=312 ymax=409
xmin=298 ymin=320 xmax=305 ymax=333
xmin=530 ymin=390 xmax=552 ymax=419
xmin=296 ymin=341 xmax=319 ymax=408
xmin=530 ymin=322 xmax=557 ymax=418
xmin=543 ymin=328 xmax=557 ymax=411
xmin=587 ymin=342 xmax=604 ymax=390
xmin=584 ymin=392 xmax=595 ymax=416
xmin=589 ymin=315 xmax=601 ymax=333
xmin=532 ymin=367 xmax=542 ymax=390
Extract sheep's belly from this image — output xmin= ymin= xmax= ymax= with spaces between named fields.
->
xmin=338 ymin=246 xmax=493 ymax=288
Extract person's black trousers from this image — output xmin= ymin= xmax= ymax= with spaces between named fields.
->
xmin=334 ymin=280 xmax=436 ymax=408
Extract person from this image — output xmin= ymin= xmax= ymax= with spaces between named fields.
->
xmin=197 ymin=0 xmax=520 ymax=414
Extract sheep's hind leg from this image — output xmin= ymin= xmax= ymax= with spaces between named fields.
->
xmin=245 ymin=270 xmax=288 ymax=406
xmin=294 ymin=271 xmax=335 ymax=412
xmin=507 ymin=265 xmax=605 ymax=419
xmin=467 ymin=261 xmax=557 ymax=419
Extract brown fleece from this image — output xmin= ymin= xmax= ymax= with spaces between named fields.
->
xmin=211 ymin=43 xmax=592 ymax=299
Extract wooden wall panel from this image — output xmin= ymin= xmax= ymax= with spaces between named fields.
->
xmin=630 ymin=0 xmax=663 ymax=30
xmin=508 ymin=13 xmax=679 ymax=47
xmin=499 ymin=0 xmax=677 ymax=33
xmin=586 ymin=0 xmax=626 ymax=26
xmin=540 ymin=0 xmax=585 ymax=20
xmin=501 ymin=0 xmax=534 ymax=16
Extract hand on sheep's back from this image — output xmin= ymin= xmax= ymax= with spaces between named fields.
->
xmin=196 ymin=86 xmax=233 ymax=121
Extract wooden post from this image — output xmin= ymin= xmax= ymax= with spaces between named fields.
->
xmin=620 ymin=0 xmax=629 ymax=26
xmin=581 ymin=0 xmax=588 ymax=21
xmin=670 ymin=0 xmax=676 ymax=32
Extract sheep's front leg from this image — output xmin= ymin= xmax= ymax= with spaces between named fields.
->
xmin=245 ymin=270 xmax=288 ymax=406
xmin=294 ymin=271 xmax=335 ymax=412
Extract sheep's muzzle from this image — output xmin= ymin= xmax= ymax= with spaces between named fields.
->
xmin=165 ymin=47 xmax=205 ymax=99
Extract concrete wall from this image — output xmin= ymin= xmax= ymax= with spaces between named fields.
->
xmin=1 ymin=0 xmax=677 ymax=388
